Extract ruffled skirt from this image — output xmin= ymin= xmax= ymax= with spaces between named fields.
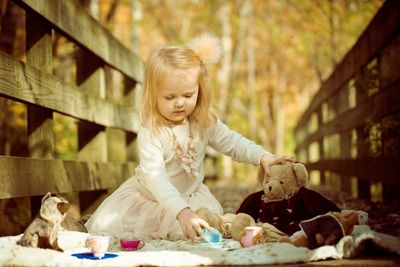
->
xmin=85 ymin=177 xmax=223 ymax=240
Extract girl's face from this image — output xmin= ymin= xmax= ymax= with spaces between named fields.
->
xmin=156 ymin=68 xmax=199 ymax=125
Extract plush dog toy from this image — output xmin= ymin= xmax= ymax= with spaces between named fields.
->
xmin=17 ymin=192 xmax=70 ymax=251
xmin=236 ymin=162 xmax=341 ymax=235
xmin=279 ymin=210 xmax=366 ymax=249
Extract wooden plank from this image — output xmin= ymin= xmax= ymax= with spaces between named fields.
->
xmin=0 ymin=51 xmax=140 ymax=132
xmin=296 ymin=79 xmax=400 ymax=150
xmin=0 ymin=156 xmax=136 ymax=199
xmin=13 ymin=0 xmax=143 ymax=84
xmin=295 ymin=0 xmax=400 ymax=131
xmin=305 ymin=156 xmax=400 ymax=184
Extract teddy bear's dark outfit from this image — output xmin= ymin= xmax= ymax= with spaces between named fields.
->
xmin=236 ymin=187 xmax=340 ymax=235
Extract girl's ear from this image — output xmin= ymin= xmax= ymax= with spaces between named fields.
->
xmin=257 ymin=166 xmax=265 ymax=185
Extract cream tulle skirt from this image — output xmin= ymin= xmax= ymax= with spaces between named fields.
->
xmin=85 ymin=177 xmax=223 ymax=240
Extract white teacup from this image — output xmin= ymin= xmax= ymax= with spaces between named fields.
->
xmin=85 ymin=236 xmax=110 ymax=258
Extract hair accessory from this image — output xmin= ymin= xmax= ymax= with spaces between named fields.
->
xmin=187 ymin=32 xmax=222 ymax=65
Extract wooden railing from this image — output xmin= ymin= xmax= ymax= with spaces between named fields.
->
xmin=0 ymin=0 xmax=143 ymax=228
xmin=294 ymin=0 xmax=400 ymax=202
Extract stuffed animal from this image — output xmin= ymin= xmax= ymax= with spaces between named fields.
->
xmin=236 ymin=162 xmax=341 ymax=236
xmin=279 ymin=210 xmax=366 ymax=249
xmin=17 ymin=192 xmax=70 ymax=251
xmin=196 ymin=207 xmax=255 ymax=240
xmin=195 ymin=208 xmax=286 ymax=246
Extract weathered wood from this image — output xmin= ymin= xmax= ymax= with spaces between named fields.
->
xmin=13 ymin=0 xmax=143 ymax=83
xmin=380 ymin=34 xmax=400 ymax=89
xmin=0 ymin=155 xmax=136 ymax=199
xmin=26 ymin=12 xmax=54 ymax=216
xmin=296 ymin=79 xmax=400 ymax=151
xmin=77 ymin=121 xmax=107 ymax=162
xmin=107 ymin=128 xmax=128 ymax=162
xmin=76 ymin=47 xmax=103 ymax=95
xmin=26 ymin=12 xmax=54 ymax=160
xmin=305 ymin=156 xmax=400 ymax=184
xmin=0 ymin=51 xmax=140 ymax=132
xmin=295 ymin=0 xmax=400 ymax=131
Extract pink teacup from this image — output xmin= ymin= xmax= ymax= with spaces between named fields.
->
xmin=120 ymin=239 xmax=145 ymax=251
xmin=85 ymin=236 xmax=110 ymax=258
xmin=240 ymin=226 xmax=264 ymax=247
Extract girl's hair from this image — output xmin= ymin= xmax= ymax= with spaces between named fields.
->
xmin=141 ymin=45 xmax=217 ymax=136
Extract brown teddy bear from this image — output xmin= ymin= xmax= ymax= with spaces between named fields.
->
xmin=236 ymin=162 xmax=341 ymax=236
xmin=197 ymin=163 xmax=368 ymax=249
xmin=17 ymin=192 xmax=70 ymax=251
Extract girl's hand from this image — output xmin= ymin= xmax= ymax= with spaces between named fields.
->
xmin=177 ymin=208 xmax=211 ymax=242
xmin=260 ymin=154 xmax=297 ymax=177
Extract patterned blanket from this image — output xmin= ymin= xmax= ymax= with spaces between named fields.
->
xmin=0 ymin=225 xmax=399 ymax=266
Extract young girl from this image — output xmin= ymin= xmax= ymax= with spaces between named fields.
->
xmin=85 ymin=33 xmax=293 ymax=241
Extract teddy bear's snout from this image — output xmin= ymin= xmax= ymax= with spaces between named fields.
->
xmin=268 ymin=186 xmax=272 ymax=192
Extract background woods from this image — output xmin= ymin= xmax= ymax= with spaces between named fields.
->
xmin=0 ymin=0 xmax=383 ymax=176
xmin=0 ymin=0 xmax=394 ymax=236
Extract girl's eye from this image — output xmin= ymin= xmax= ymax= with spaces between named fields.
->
xmin=184 ymin=94 xmax=193 ymax=98
xmin=165 ymin=96 xmax=174 ymax=100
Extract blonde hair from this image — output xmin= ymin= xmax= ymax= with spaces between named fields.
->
xmin=141 ymin=45 xmax=217 ymax=136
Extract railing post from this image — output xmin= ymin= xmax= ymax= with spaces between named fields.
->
xmin=339 ymin=84 xmax=352 ymax=196
xmin=317 ymin=107 xmax=325 ymax=184
xmin=355 ymin=72 xmax=371 ymax=200
xmin=76 ymin=48 xmax=107 ymax=214
xmin=26 ymin=13 xmax=54 ymax=217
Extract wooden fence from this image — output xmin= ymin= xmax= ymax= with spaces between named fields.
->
xmin=0 ymin=0 xmax=143 ymax=233
xmin=294 ymin=0 xmax=400 ymax=202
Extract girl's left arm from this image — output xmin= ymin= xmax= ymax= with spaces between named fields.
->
xmin=208 ymin=119 xmax=295 ymax=171
xmin=208 ymin=119 xmax=270 ymax=165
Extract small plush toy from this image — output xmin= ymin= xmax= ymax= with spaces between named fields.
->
xmin=279 ymin=210 xmax=367 ymax=249
xmin=17 ymin=192 xmax=70 ymax=251
xmin=196 ymin=207 xmax=255 ymax=240
xmin=195 ymin=208 xmax=286 ymax=246
xmin=236 ymin=162 xmax=341 ymax=236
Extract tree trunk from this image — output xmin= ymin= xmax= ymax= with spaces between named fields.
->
xmin=216 ymin=3 xmax=232 ymax=119
xmin=246 ymin=2 xmax=257 ymax=140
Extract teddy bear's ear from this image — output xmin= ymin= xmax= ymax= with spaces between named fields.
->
xmin=292 ymin=163 xmax=308 ymax=186
xmin=257 ymin=166 xmax=265 ymax=184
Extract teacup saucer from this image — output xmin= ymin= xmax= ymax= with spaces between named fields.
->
xmin=71 ymin=252 xmax=118 ymax=260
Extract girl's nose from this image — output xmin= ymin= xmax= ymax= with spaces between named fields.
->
xmin=175 ymin=98 xmax=184 ymax=107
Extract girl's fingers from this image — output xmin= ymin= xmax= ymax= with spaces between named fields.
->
xmin=264 ymin=166 xmax=272 ymax=177
xmin=194 ymin=226 xmax=204 ymax=240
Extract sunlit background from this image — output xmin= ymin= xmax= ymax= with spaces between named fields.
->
xmin=0 ymin=0 xmax=383 ymax=181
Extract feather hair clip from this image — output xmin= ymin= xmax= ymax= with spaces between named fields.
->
xmin=187 ymin=32 xmax=222 ymax=65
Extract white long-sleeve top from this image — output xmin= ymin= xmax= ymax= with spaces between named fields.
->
xmin=134 ymin=118 xmax=269 ymax=218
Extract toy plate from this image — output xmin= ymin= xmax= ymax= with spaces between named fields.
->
xmin=71 ymin=252 xmax=118 ymax=260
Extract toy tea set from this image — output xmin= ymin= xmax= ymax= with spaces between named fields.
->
xmin=72 ymin=235 xmax=145 ymax=260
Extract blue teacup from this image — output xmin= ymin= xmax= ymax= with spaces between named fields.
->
xmin=202 ymin=227 xmax=222 ymax=243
